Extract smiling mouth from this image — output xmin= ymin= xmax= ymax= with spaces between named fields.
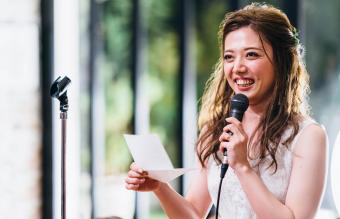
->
xmin=235 ymin=79 xmax=255 ymax=87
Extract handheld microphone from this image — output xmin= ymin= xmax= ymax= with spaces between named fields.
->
xmin=220 ymin=93 xmax=249 ymax=178
xmin=215 ymin=93 xmax=249 ymax=219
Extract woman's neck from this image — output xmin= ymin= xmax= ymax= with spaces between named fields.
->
xmin=242 ymin=105 xmax=266 ymax=158
xmin=242 ymin=102 xmax=269 ymax=141
xmin=243 ymin=104 xmax=265 ymax=124
xmin=243 ymin=96 xmax=272 ymax=121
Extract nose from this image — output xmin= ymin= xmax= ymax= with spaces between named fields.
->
xmin=232 ymin=57 xmax=247 ymax=74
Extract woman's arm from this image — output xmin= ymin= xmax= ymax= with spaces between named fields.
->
xmin=126 ymin=125 xmax=213 ymax=219
xmin=126 ymin=163 xmax=212 ymax=219
xmin=236 ymin=124 xmax=327 ymax=219
xmin=154 ymin=167 xmax=212 ymax=219
xmin=221 ymin=118 xmax=327 ymax=219
xmin=285 ymin=124 xmax=327 ymax=218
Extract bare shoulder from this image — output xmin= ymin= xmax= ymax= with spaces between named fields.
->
xmin=293 ymin=122 xmax=327 ymax=155
xmin=302 ymin=123 xmax=326 ymax=139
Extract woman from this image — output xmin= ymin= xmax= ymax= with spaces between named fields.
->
xmin=125 ymin=3 xmax=327 ymax=219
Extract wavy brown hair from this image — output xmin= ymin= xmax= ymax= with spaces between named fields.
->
xmin=196 ymin=3 xmax=310 ymax=172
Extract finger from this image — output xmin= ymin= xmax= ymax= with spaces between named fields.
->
xmin=222 ymin=124 xmax=234 ymax=135
xmin=130 ymin=162 xmax=144 ymax=174
xmin=225 ymin=130 xmax=247 ymax=149
xmin=226 ymin=149 xmax=236 ymax=160
xmin=219 ymin=130 xmax=232 ymax=142
xmin=225 ymin=117 xmax=247 ymax=136
xmin=225 ymin=117 xmax=242 ymax=126
xmin=219 ymin=124 xmax=233 ymax=141
xmin=219 ymin=141 xmax=229 ymax=152
xmin=223 ymin=124 xmax=241 ymax=140
xmin=128 ymin=170 xmax=144 ymax=178
xmin=125 ymin=183 xmax=139 ymax=190
xmin=125 ymin=177 xmax=145 ymax=185
xmin=226 ymin=123 xmax=248 ymax=142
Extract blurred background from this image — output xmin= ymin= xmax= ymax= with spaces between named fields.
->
xmin=0 ymin=0 xmax=340 ymax=218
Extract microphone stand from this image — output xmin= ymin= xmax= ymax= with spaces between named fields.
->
xmin=59 ymin=92 xmax=68 ymax=219
xmin=50 ymin=76 xmax=71 ymax=219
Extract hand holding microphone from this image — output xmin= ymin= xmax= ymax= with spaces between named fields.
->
xmin=219 ymin=93 xmax=249 ymax=178
xmin=220 ymin=117 xmax=249 ymax=171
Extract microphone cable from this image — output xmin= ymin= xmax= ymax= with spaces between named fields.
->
xmin=215 ymin=149 xmax=229 ymax=219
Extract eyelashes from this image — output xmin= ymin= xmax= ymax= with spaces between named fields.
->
xmin=224 ymin=54 xmax=233 ymax=61
xmin=223 ymin=52 xmax=260 ymax=61
xmin=246 ymin=52 xmax=259 ymax=57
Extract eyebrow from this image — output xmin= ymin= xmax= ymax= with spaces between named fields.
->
xmin=224 ymin=47 xmax=264 ymax=53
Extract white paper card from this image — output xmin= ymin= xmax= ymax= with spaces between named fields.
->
xmin=124 ymin=134 xmax=196 ymax=183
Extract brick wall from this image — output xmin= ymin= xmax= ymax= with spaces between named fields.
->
xmin=0 ymin=0 xmax=41 ymax=218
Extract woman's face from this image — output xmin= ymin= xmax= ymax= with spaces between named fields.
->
xmin=223 ymin=26 xmax=275 ymax=106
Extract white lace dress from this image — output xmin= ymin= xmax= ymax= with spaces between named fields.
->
xmin=207 ymin=119 xmax=316 ymax=219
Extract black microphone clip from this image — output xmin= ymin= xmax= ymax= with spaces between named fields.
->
xmin=50 ymin=76 xmax=71 ymax=112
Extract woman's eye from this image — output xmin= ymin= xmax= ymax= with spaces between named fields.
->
xmin=247 ymin=52 xmax=259 ymax=58
xmin=224 ymin=54 xmax=233 ymax=61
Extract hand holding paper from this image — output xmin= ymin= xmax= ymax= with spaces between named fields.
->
xmin=124 ymin=134 xmax=196 ymax=183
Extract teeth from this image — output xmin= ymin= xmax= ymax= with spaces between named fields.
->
xmin=235 ymin=79 xmax=254 ymax=86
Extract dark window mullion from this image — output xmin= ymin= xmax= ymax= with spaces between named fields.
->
xmin=228 ymin=0 xmax=239 ymax=11
xmin=89 ymin=0 xmax=101 ymax=218
xmin=40 ymin=0 xmax=54 ymax=218
xmin=282 ymin=0 xmax=299 ymax=28
xmin=132 ymin=0 xmax=149 ymax=218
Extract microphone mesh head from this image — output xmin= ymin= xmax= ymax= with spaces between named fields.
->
xmin=230 ymin=93 xmax=249 ymax=112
